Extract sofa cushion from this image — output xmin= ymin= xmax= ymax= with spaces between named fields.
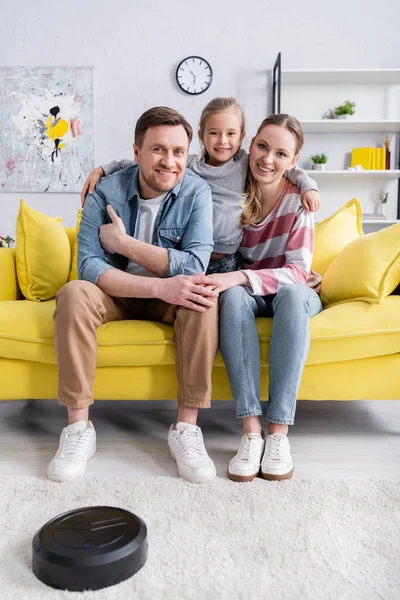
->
xmin=1 ymin=297 xmax=399 ymax=368
xmin=321 ymin=221 xmax=400 ymax=306
xmin=312 ymin=197 xmax=363 ymax=276
xmin=69 ymin=210 xmax=83 ymax=281
xmin=16 ymin=200 xmax=71 ymax=302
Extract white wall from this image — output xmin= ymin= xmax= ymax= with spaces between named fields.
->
xmin=1 ymin=0 xmax=400 ymax=236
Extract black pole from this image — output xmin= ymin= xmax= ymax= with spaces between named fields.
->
xmin=272 ymin=52 xmax=281 ymax=113
xmin=397 ymin=132 xmax=400 ymax=220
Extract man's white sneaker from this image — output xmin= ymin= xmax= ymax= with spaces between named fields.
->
xmin=46 ymin=420 xmax=96 ymax=482
xmin=228 ymin=432 xmax=265 ymax=482
xmin=261 ymin=433 xmax=294 ymax=481
xmin=168 ymin=422 xmax=216 ymax=483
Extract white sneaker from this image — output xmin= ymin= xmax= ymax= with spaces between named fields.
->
xmin=228 ymin=433 xmax=265 ymax=482
xmin=261 ymin=433 xmax=294 ymax=481
xmin=46 ymin=420 xmax=96 ymax=482
xmin=168 ymin=422 xmax=216 ymax=483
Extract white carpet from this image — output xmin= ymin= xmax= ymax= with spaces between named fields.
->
xmin=0 ymin=476 xmax=399 ymax=600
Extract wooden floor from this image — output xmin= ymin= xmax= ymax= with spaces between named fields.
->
xmin=0 ymin=399 xmax=399 ymax=479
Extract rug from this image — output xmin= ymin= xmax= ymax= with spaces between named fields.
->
xmin=0 ymin=476 xmax=399 ymax=600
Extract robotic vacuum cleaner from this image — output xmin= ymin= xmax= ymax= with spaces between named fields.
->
xmin=32 ymin=506 xmax=148 ymax=591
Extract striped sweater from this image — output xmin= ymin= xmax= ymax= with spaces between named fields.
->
xmin=240 ymin=180 xmax=322 ymax=296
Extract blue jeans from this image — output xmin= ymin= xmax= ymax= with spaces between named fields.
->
xmin=219 ymin=284 xmax=323 ymax=425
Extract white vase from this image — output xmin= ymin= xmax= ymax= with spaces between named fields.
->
xmin=337 ymin=114 xmax=352 ymax=120
xmin=312 ymin=164 xmax=326 ymax=170
xmin=376 ymin=201 xmax=387 ymax=218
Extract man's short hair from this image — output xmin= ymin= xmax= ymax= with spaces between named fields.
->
xmin=134 ymin=106 xmax=193 ymax=147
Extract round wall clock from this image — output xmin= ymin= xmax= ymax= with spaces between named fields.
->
xmin=176 ymin=56 xmax=213 ymax=95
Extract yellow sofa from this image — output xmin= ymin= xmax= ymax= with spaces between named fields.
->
xmin=1 ymin=199 xmax=400 ymax=403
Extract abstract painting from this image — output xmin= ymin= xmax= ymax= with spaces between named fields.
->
xmin=0 ymin=67 xmax=94 ymax=192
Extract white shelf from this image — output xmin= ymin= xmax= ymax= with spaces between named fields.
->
xmin=301 ymin=120 xmax=400 ymax=133
xmin=305 ymin=170 xmax=400 ymax=178
xmin=282 ymin=69 xmax=400 ymax=85
xmin=362 ymin=219 xmax=399 ymax=224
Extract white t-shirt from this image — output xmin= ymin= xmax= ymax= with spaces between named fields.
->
xmin=126 ymin=192 xmax=168 ymax=277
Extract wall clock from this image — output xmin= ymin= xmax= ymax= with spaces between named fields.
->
xmin=176 ymin=56 xmax=213 ymax=95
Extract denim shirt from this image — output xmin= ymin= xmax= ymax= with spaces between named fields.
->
xmin=77 ymin=165 xmax=214 ymax=285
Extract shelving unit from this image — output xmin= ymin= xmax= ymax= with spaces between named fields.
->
xmin=305 ymin=170 xmax=400 ymax=178
xmin=272 ymin=53 xmax=400 ymax=221
xmin=300 ymin=121 xmax=400 ymax=134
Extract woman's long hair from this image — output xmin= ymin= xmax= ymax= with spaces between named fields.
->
xmin=241 ymin=114 xmax=304 ymax=227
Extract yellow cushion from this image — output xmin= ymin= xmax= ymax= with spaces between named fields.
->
xmin=321 ymin=222 xmax=400 ymax=306
xmin=312 ymin=197 xmax=363 ymax=276
xmin=1 ymin=296 xmax=400 ymax=368
xmin=16 ymin=200 xmax=71 ymax=301
xmin=68 ymin=209 xmax=83 ymax=281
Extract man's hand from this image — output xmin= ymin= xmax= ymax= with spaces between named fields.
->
xmin=81 ymin=166 xmax=105 ymax=207
xmin=156 ymin=273 xmax=220 ymax=312
xmin=99 ymin=205 xmax=127 ymax=254
xmin=205 ymin=271 xmax=249 ymax=294
xmin=301 ymin=190 xmax=320 ymax=212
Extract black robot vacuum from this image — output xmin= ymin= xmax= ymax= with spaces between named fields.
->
xmin=32 ymin=506 xmax=148 ymax=591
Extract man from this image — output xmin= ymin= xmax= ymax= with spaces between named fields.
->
xmin=47 ymin=107 xmax=219 ymax=484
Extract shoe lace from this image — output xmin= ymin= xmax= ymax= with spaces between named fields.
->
xmin=267 ymin=434 xmax=285 ymax=461
xmin=59 ymin=429 xmax=88 ymax=457
xmin=238 ymin=435 xmax=257 ymax=462
xmin=179 ymin=429 xmax=204 ymax=457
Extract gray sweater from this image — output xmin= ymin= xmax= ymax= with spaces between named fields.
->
xmin=102 ymin=151 xmax=317 ymax=254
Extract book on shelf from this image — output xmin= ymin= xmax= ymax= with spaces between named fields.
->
xmin=351 ymin=147 xmax=387 ymax=170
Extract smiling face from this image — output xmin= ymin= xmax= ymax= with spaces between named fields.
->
xmin=200 ymin=108 xmax=245 ymax=167
xmin=134 ymin=125 xmax=189 ymax=198
xmin=249 ymin=124 xmax=299 ymax=186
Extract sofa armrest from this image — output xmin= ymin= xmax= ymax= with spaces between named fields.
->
xmin=0 ymin=247 xmax=21 ymax=300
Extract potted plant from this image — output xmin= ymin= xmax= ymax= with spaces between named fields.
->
xmin=376 ymin=188 xmax=388 ymax=218
xmin=0 ymin=234 xmax=15 ymax=248
xmin=310 ymin=153 xmax=328 ymax=171
xmin=334 ymin=100 xmax=356 ymax=120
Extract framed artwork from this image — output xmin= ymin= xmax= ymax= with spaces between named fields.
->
xmin=0 ymin=66 xmax=94 ymax=192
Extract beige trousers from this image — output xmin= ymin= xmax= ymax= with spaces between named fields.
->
xmin=53 ymin=280 xmax=218 ymax=409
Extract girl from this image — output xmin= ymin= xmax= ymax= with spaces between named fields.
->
xmin=81 ymin=98 xmax=320 ymax=276
xmin=206 ymin=114 xmax=323 ymax=482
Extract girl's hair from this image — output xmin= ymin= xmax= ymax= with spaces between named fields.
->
xmin=241 ymin=114 xmax=304 ymax=227
xmin=198 ymin=97 xmax=245 ymax=159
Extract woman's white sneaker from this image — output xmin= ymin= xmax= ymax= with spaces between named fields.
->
xmin=228 ymin=433 xmax=265 ymax=482
xmin=261 ymin=433 xmax=294 ymax=480
xmin=168 ymin=422 xmax=216 ymax=483
xmin=46 ymin=420 xmax=96 ymax=482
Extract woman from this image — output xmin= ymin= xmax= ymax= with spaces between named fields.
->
xmin=207 ymin=114 xmax=323 ymax=482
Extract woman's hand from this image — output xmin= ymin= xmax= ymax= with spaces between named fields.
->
xmin=206 ymin=270 xmax=249 ymax=294
xmin=301 ymin=190 xmax=320 ymax=212
xmin=81 ymin=167 xmax=105 ymax=207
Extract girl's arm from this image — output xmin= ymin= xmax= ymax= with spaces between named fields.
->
xmin=286 ymin=165 xmax=320 ymax=212
xmin=81 ymin=159 xmax=135 ymax=206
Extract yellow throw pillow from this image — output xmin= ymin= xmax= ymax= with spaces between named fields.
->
xmin=312 ymin=197 xmax=363 ymax=276
xmin=321 ymin=221 xmax=400 ymax=306
xmin=68 ymin=209 xmax=83 ymax=281
xmin=16 ymin=199 xmax=71 ymax=301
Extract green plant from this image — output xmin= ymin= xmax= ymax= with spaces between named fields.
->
xmin=378 ymin=188 xmax=388 ymax=204
xmin=334 ymin=100 xmax=356 ymax=116
xmin=0 ymin=234 xmax=15 ymax=248
xmin=311 ymin=153 xmax=328 ymax=164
